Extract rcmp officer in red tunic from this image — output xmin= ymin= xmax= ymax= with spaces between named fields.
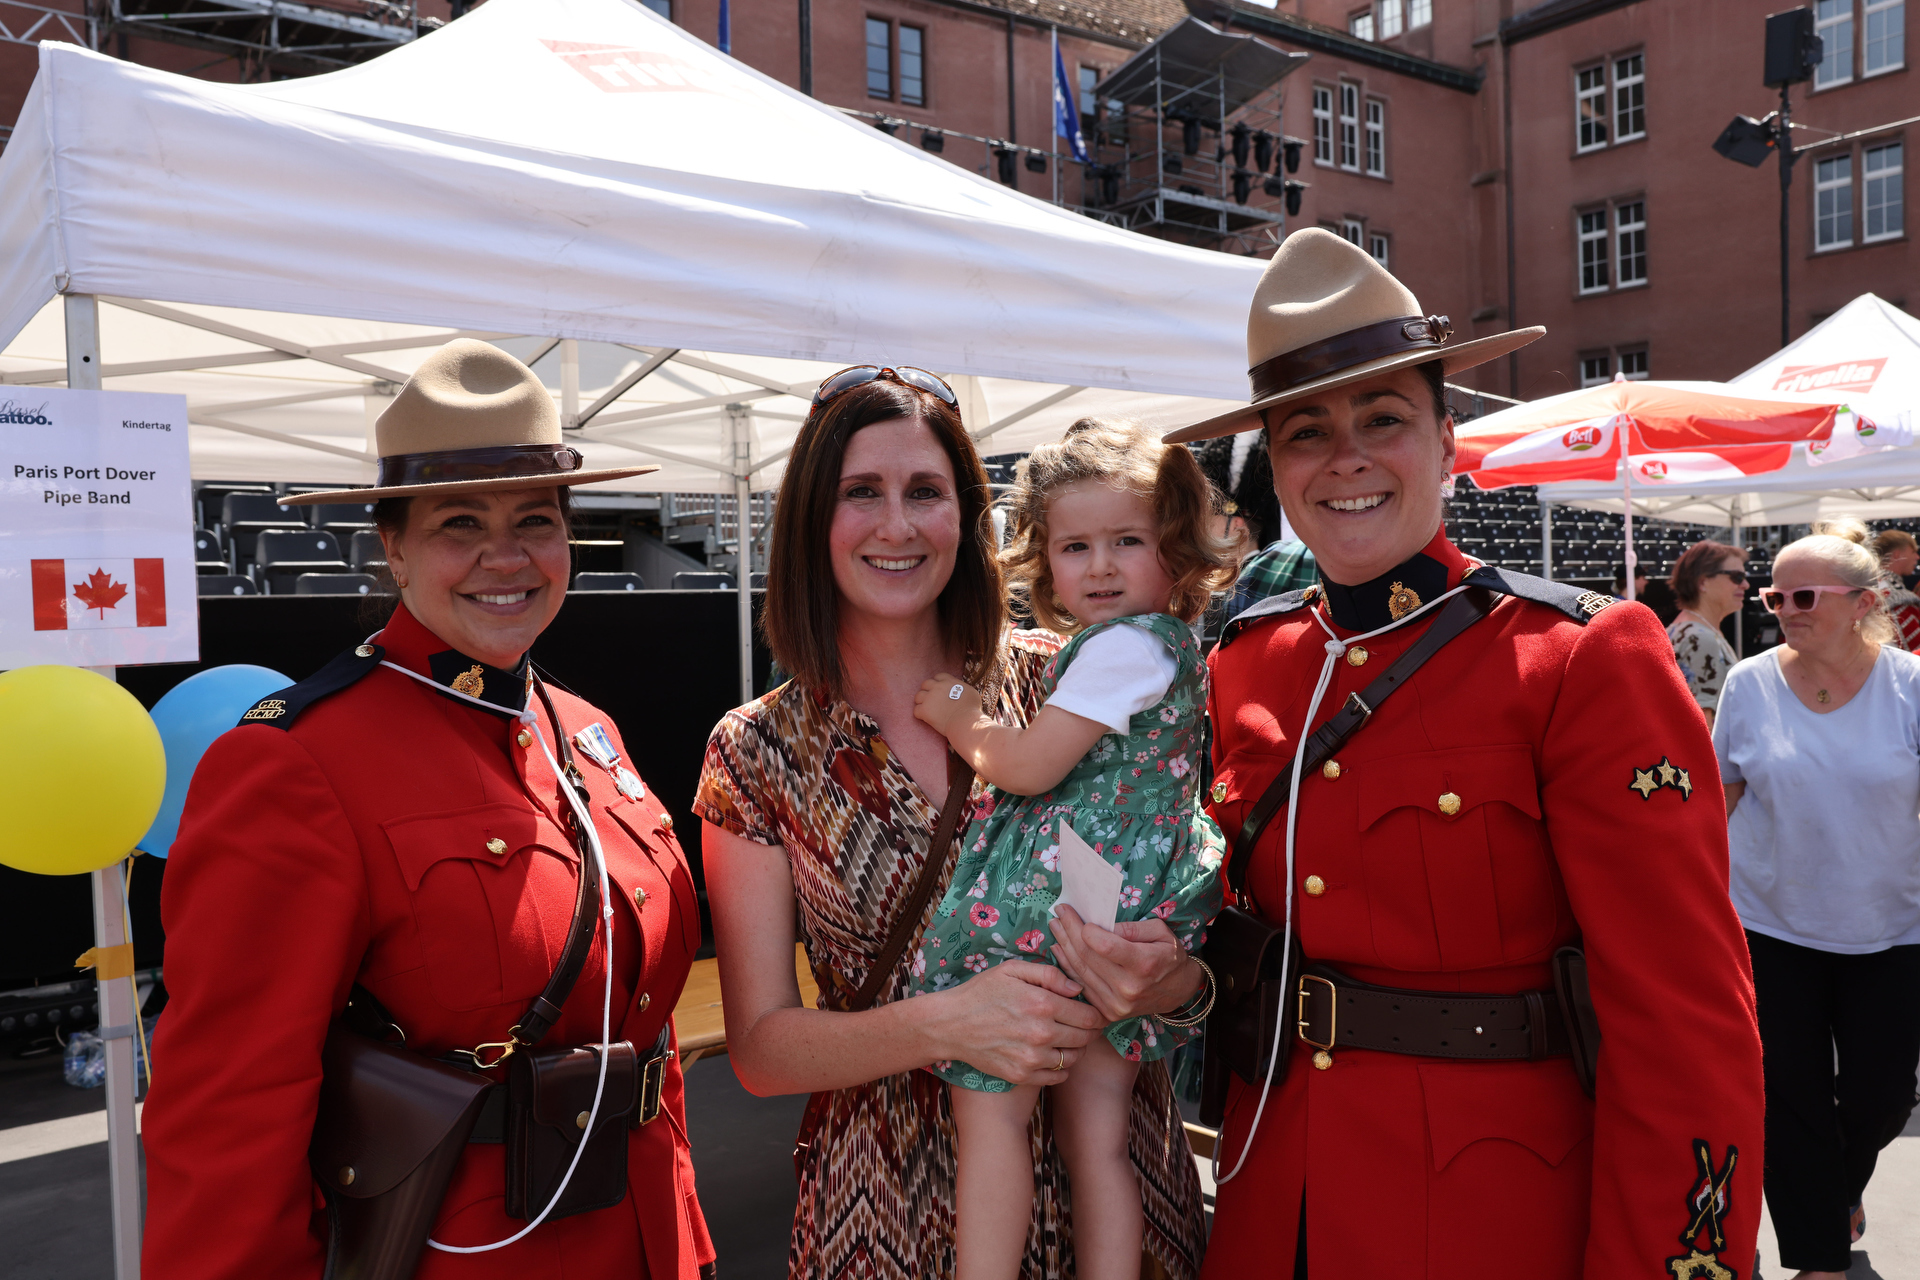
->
xmin=142 ymin=341 xmax=717 ymax=1279
xmin=1165 ymin=231 xmax=1765 ymax=1278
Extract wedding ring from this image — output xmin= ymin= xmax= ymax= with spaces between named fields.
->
xmin=1054 ymin=1049 xmax=1065 ymax=1072
xmin=947 ymin=683 xmax=965 ymax=701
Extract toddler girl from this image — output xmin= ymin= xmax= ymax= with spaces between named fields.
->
xmin=910 ymin=417 xmax=1229 ymax=1280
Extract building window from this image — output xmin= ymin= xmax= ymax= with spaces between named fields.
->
xmin=1338 ymin=82 xmax=1360 ymax=172
xmin=1616 ymin=201 xmax=1647 ymax=286
xmin=899 ymin=25 xmax=924 ymax=105
xmin=1364 ymin=99 xmax=1386 ymax=176
xmin=1865 ymin=0 xmax=1905 ymax=75
xmin=1368 ymin=232 xmax=1390 ymax=267
xmin=1579 ymin=353 xmax=1612 ymax=387
xmin=1865 ymin=141 xmax=1904 ymax=241
xmin=1408 ymin=0 xmax=1431 ymax=28
xmin=1312 ymin=86 xmax=1334 ymax=165
xmin=1578 ymin=209 xmax=1610 ymax=293
xmin=1816 ymin=153 xmax=1854 ymax=249
xmin=1581 ymin=349 xmax=1647 ymax=386
xmin=1340 ymin=219 xmax=1365 ymax=246
xmin=1349 ymin=9 xmax=1375 ymax=41
xmin=1080 ymin=65 xmax=1098 ymax=117
xmin=640 ymin=0 xmax=671 ymax=16
xmin=1816 ymin=0 xmax=1855 ymax=87
xmin=1576 ymin=66 xmax=1608 ymax=152
xmin=1618 ymin=348 xmax=1649 ymax=380
xmin=1614 ymin=54 xmax=1645 ymax=141
xmin=1377 ymin=0 xmax=1402 ymax=40
xmin=866 ymin=18 xmax=892 ymax=99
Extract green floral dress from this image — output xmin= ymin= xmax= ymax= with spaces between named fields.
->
xmin=910 ymin=613 xmax=1226 ymax=1091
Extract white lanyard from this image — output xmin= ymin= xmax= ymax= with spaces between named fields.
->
xmin=1212 ymin=582 xmax=1473 ymax=1186
xmin=374 ymin=655 xmax=618 ymax=1251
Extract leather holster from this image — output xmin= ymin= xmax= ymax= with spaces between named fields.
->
xmin=1198 ymin=904 xmax=1302 ymax=1128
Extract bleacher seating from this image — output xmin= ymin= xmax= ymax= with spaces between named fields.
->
xmin=295 ymin=573 xmax=380 ymax=595
xmin=197 ymin=574 xmax=256 ymax=596
xmin=348 ymin=530 xmax=387 ymax=574
xmin=672 ymin=572 xmax=735 ymax=590
xmin=254 ymin=529 xmax=350 ymax=595
xmin=222 ymin=493 xmax=301 ymax=561
xmin=197 ymin=483 xmax=272 ymax=532
xmin=573 ymin=572 xmax=647 ymax=592
xmin=310 ymin=501 xmax=378 ymax=536
xmin=194 ymin=527 xmax=228 ymax=575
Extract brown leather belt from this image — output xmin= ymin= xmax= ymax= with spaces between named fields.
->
xmin=1296 ymin=963 xmax=1573 ymax=1062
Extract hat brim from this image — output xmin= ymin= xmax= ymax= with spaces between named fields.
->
xmin=1163 ymin=327 xmax=1547 ymax=445
xmin=276 ymin=464 xmax=661 ymax=506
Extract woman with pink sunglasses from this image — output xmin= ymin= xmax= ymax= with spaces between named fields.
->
xmin=1714 ymin=517 xmax=1920 ymax=1280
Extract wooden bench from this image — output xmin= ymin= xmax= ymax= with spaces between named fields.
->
xmin=672 ymin=944 xmax=818 ymax=1070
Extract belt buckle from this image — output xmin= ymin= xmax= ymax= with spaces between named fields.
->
xmin=638 ymin=1047 xmax=673 ymax=1126
xmin=1297 ymin=973 xmax=1337 ymax=1069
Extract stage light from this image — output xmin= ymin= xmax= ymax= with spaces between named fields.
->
xmin=1230 ymin=122 xmax=1251 ymax=168
xmin=1764 ymin=7 xmax=1823 ymax=86
xmin=1253 ymin=130 xmax=1275 ymax=173
xmin=1283 ymin=139 xmax=1303 ymax=173
xmin=873 ymin=116 xmax=901 ymax=136
xmin=1284 ymin=179 xmax=1305 ymax=217
xmin=1183 ymin=117 xmax=1201 ymax=156
xmin=1178 ymin=183 xmax=1204 ymax=197
xmin=994 ymin=146 xmax=1016 ymax=185
xmin=1100 ymin=165 xmax=1120 ymax=204
xmin=1164 ymin=155 xmax=1183 ymax=176
xmin=1712 ymin=115 xmax=1776 ymax=167
xmin=1232 ymin=169 xmax=1253 ymax=205
xmin=1026 ymin=151 xmax=1048 ymax=174
xmin=1263 ymin=175 xmax=1285 ymax=198
xmin=921 ymin=130 xmax=944 ymax=153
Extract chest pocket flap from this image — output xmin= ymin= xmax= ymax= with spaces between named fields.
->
xmin=1355 ymin=744 xmax=1541 ymax=830
xmin=383 ymin=802 xmax=568 ymax=890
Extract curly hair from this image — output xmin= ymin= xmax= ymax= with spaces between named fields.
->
xmin=1000 ymin=417 xmax=1236 ymax=633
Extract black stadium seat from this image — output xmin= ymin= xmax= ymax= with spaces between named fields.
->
xmin=255 ymin=529 xmax=349 ymax=595
xmin=222 ymin=492 xmax=301 ymax=561
xmin=672 ymin=572 xmax=735 ymax=590
xmin=194 ymin=526 xmax=228 ymax=574
xmin=348 ymin=530 xmax=388 ymax=574
xmin=197 ymin=574 xmax=256 ymax=596
xmin=309 ymin=501 xmax=378 ymax=536
xmin=295 ymin=573 xmax=380 ymax=596
xmin=573 ymin=572 xmax=648 ymax=592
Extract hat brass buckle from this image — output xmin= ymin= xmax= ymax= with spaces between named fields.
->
xmin=1297 ymin=973 xmax=1337 ymax=1052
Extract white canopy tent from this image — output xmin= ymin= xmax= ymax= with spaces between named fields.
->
xmin=1536 ymin=294 xmax=1920 ymax=527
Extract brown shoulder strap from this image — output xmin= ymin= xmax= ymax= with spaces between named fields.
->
xmin=1226 ymin=587 xmax=1495 ymax=895
xmin=848 ymin=750 xmax=975 ymax=1012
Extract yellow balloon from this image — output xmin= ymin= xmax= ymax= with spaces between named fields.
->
xmin=0 ymin=665 xmax=165 ymax=876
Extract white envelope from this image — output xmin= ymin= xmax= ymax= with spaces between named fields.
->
xmin=1052 ymin=820 xmax=1124 ymax=931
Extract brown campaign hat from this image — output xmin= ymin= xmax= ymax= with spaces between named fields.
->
xmin=279 ymin=339 xmax=657 ymax=505
xmin=1164 ymin=228 xmax=1544 ymax=444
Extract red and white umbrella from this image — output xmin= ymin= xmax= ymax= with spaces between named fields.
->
xmin=1451 ymin=378 xmax=1853 ymax=599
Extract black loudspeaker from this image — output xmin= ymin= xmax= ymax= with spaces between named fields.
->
xmin=1763 ymin=7 xmax=1823 ymax=86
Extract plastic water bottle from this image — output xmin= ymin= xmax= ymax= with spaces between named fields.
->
xmin=62 ymin=1029 xmax=105 ymax=1089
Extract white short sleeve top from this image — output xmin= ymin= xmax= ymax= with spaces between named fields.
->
xmin=1044 ymin=622 xmax=1179 ymax=735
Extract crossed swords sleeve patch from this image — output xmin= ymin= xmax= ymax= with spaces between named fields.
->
xmin=1666 ymin=1140 xmax=1739 ymax=1279
xmin=1630 ymin=756 xmax=1693 ymax=801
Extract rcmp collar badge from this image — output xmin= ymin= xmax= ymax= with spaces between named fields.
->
xmin=1385 ymin=581 xmax=1422 ymax=621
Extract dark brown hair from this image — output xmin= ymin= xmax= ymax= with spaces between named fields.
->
xmin=761 ymin=382 xmax=1004 ymax=695
xmin=1871 ymin=528 xmax=1918 ymax=561
xmin=1001 ymin=417 xmax=1236 ymax=633
xmin=1668 ymin=539 xmax=1743 ymax=607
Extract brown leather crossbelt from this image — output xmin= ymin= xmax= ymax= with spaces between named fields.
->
xmin=1296 ymin=963 xmax=1573 ymax=1063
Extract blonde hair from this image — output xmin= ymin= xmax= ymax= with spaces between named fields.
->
xmin=1002 ymin=417 xmax=1236 ymax=632
xmin=1777 ymin=518 xmax=1895 ymax=644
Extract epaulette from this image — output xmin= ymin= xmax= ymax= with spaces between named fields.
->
xmin=1218 ymin=585 xmax=1318 ymax=648
xmin=1462 ymin=564 xmax=1617 ymax=623
xmin=236 ymin=642 xmax=385 ymax=730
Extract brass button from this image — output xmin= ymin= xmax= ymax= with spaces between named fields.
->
xmin=338 ymin=1166 xmax=356 ymax=1186
xmin=516 ymin=729 xmax=532 ymax=748
xmin=1304 ymin=874 xmax=1325 ymax=897
xmin=485 ymin=837 xmax=508 ymax=856
xmin=638 ymin=992 xmax=651 ymax=1012
xmin=657 ymin=813 xmax=674 ymax=833
xmin=354 ymin=645 xmax=374 ymax=658
xmin=1321 ymin=760 xmax=1341 ymax=780
xmin=1312 ymin=1051 xmax=1333 ymax=1070
xmin=576 ymin=1110 xmax=591 ymax=1130
xmin=1438 ymin=792 xmax=1462 ymax=816
xmin=1210 ymin=781 xmax=1228 ymax=804
xmin=1345 ymin=646 xmax=1369 ymax=667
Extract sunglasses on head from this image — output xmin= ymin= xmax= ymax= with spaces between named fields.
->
xmin=810 ymin=365 xmax=958 ymax=413
xmin=1759 ymin=585 xmax=1861 ymax=613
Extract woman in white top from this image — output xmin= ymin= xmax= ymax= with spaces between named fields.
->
xmin=1714 ymin=519 xmax=1920 ymax=1280
xmin=1667 ymin=539 xmax=1746 ymax=727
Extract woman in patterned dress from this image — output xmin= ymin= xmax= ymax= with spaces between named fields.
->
xmin=695 ymin=370 xmax=1208 ymax=1280
xmin=1667 ymin=540 xmax=1746 ymax=728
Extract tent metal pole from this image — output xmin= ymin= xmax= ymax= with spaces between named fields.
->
xmin=561 ymin=339 xmax=579 ymax=430
xmin=729 ymin=404 xmax=754 ymax=705
xmin=67 ymin=291 xmax=143 ymax=1280
xmin=1541 ymin=499 xmax=1552 ymax=581
xmin=1731 ymin=495 xmax=1745 ymax=656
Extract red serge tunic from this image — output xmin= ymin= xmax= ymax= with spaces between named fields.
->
xmin=142 ymin=603 xmax=714 ymax=1280
xmin=1200 ymin=531 xmax=1764 ymax=1280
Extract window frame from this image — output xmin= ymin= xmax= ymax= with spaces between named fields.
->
xmin=1816 ymin=0 xmax=1856 ymax=88
xmin=1349 ymin=8 xmax=1375 ymax=41
xmin=1363 ymin=98 xmax=1387 ymax=177
xmin=1079 ymin=65 xmax=1099 ymax=119
xmin=1579 ymin=353 xmax=1613 ymax=388
xmin=1377 ymin=0 xmax=1403 ymax=40
xmin=1613 ymin=53 xmax=1646 ymax=143
xmin=1864 ymin=0 xmax=1905 ymax=76
xmin=1338 ymin=81 xmax=1361 ymax=173
xmin=1617 ymin=347 xmax=1650 ymax=381
xmin=1367 ymin=231 xmax=1390 ymax=267
xmin=898 ymin=23 xmax=925 ymax=107
xmin=1408 ymin=0 xmax=1432 ymax=29
xmin=1815 ymin=151 xmax=1855 ymax=250
xmin=1577 ymin=207 xmax=1611 ymax=294
xmin=1863 ymin=140 xmax=1905 ymax=243
xmin=865 ymin=16 xmax=894 ymax=101
xmin=1575 ymin=64 xmax=1609 ymax=153
xmin=1312 ymin=85 xmax=1335 ymax=166
xmin=1340 ymin=219 xmax=1365 ymax=247
xmin=1615 ymin=200 xmax=1648 ymax=288
xmin=640 ymin=0 xmax=671 ymax=17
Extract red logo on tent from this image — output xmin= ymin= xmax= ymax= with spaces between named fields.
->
xmin=30 ymin=559 xmax=167 ymax=631
xmin=543 ymin=40 xmax=726 ymax=95
xmin=1639 ymin=460 xmax=1669 ymax=480
xmin=1563 ymin=425 xmax=1602 ymax=451
xmin=1772 ymin=358 xmax=1887 ymax=395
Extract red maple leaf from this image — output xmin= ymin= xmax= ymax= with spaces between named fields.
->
xmin=73 ymin=567 xmax=129 ymax=619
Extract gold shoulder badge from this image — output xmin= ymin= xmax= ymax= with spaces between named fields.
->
xmin=241 ymin=698 xmax=288 ymax=721
xmin=1667 ymin=1140 xmax=1739 ymax=1280
xmin=1575 ymin=591 xmax=1615 ymax=617
xmin=450 ymin=664 xmax=486 ymax=698
xmin=1631 ymin=756 xmax=1692 ymax=801
xmin=1386 ymin=581 xmax=1422 ymax=620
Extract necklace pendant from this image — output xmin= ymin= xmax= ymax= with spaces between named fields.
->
xmin=1818 ymin=688 xmax=1831 ymax=703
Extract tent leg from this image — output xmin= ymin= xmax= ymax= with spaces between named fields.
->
xmin=69 ymin=290 xmax=143 ymax=1280
xmin=1540 ymin=499 xmax=1553 ymax=581
xmin=729 ymin=405 xmax=754 ymax=706
xmin=1731 ymin=496 xmax=1745 ymax=656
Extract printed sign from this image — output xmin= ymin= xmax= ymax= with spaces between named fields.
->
xmin=1772 ymin=359 xmax=1886 ymax=395
xmin=0 ymin=389 xmax=198 ymax=667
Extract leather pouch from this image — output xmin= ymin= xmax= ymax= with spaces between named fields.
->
xmin=309 ymin=1022 xmax=495 ymax=1280
xmin=1550 ymin=945 xmax=1603 ymax=1098
xmin=1199 ymin=904 xmax=1301 ymax=1127
xmin=504 ymin=1040 xmax=640 ymax=1221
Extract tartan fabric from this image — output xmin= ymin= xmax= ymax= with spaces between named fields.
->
xmin=1227 ymin=539 xmax=1318 ymax=618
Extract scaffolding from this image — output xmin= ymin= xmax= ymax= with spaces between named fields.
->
xmin=3 ymin=0 xmax=426 ymax=77
xmin=1081 ymin=17 xmax=1311 ymax=258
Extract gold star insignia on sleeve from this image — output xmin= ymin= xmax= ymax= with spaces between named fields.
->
xmin=1630 ymin=757 xmax=1694 ymax=802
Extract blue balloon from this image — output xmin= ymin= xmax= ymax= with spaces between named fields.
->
xmin=138 ymin=664 xmax=290 ymax=858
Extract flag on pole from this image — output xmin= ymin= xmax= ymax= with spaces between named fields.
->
xmin=1053 ymin=39 xmax=1087 ymax=164
xmin=717 ymin=0 xmax=730 ymax=54
xmin=30 ymin=559 xmax=167 ymax=631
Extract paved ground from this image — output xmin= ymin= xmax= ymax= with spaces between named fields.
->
xmin=1 ymin=1048 xmax=1913 ymax=1279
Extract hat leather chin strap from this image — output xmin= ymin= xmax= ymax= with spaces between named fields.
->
xmin=1249 ymin=314 xmax=1453 ymax=403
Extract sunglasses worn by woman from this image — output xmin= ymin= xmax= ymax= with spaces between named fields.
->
xmin=1761 ymin=584 xmax=1862 ymax=614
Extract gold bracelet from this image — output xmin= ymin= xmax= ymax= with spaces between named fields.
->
xmin=1160 ymin=956 xmax=1216 ymax=1028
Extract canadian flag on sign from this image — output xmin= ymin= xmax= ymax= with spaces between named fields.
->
xmin=30 ymin=559 xmax=167 ymax=631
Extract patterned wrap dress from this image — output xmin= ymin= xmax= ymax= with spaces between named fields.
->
xmin=695 ymin=632 xmax=1206 ymax=1280
xmin=913 ymin=614 xmax=1226 ymax=1090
